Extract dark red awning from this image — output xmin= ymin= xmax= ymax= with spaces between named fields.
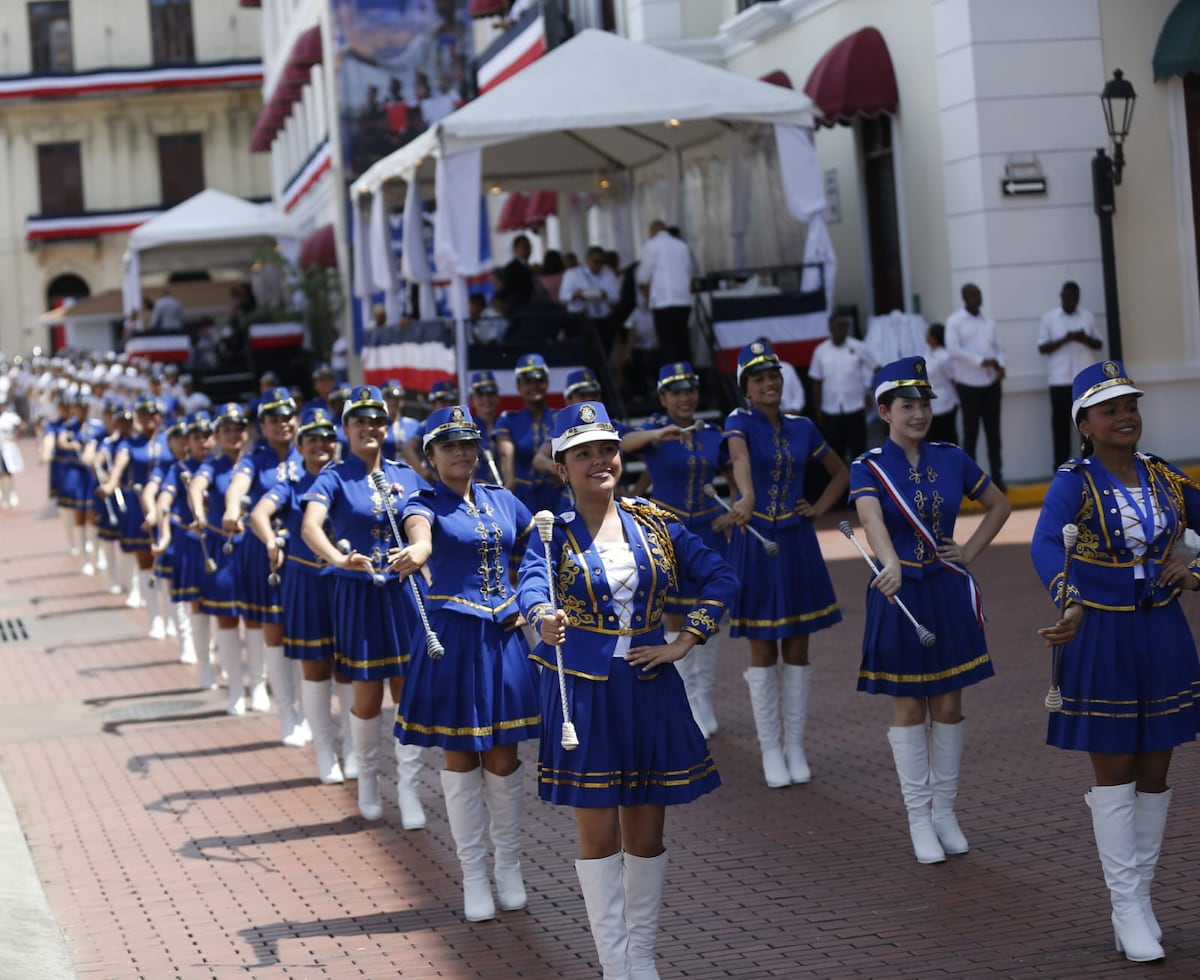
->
xmin=239 ymin=0 xmax=261 ymax=7
xmin=249 ymin=26 xmax=323 ymax=152
xmin=469 ymin=0 xmax=508 ymax=18
xmin=523 ymin=190 xmax=557 ymax=227
xmin=299 ymin=224 xmax=337 ymax=270
xmin=291 ymin=26 xmax=322 ymax=69
xmin=759 ymin=70 xmax=794 ymax=90
xmin=496 ymin=192 xmax=530 ymax=232
xmin=803 ymin=27 xmax=898 ymax=128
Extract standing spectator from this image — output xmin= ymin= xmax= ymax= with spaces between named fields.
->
xmin=1037 ymin=281 xmax=1103 ymax=468
xmin=808 ymin=315 xmax=874 ymax=465
xmin=499 ymin=234 xmax=535 ymax=311
xmin=561 ymin=246 xmax=620 ymax=357
xmin=149 ymin=289 xmax=185 ymax=332
xmin=637 ymin=220 xmax=694 ymax=365
xmin=945 ymin=283 xmax=1007 ymax=492
xmin=924 ymin=323 xmax=959 ymax=444
xmin=537 ymin=250 xmax=566 ymax=306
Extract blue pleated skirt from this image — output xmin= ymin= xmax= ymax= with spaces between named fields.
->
xmin=665 ymin=520 xmax=729 ymax=616
xmin=56 ymin=463 xmax=88 ymax=511
xmin=332 ymin=574 xmax=415 ymax=680
xmin=396 ymin=609 xmax=540 ymax=750
xmin=1048 ymin=600 xmax=1200 ymax=753
xmin=282 ymin=564 xmax=335 ymax=662
xmin=197 ymin=532 xmax=242 ymax=617
xmin=536 ymin=655 xmax=721 ymax=808
xmin=729 ymin=520 xmax=841 ymax=639
xmin=172 ymin=532 xmax=202 ymax=603
xmin=119 ymin=493 xmax=152 ymax=553
xmin=857 ymin=569 xmax=994 ymax=696
xmin=237 ymin=533 xmax=282 ymax=623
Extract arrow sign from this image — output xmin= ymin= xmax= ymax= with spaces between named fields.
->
xmin=1002 ymin=177 xmax=1047 ymax=196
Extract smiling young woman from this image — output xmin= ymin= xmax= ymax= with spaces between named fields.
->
xmin=1032 ymin=360 xmax=1200 ymax=963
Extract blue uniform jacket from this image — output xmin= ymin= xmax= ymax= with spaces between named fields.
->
xmin=849 ymin=440 xmax=990 ymax=579
xmin=636 ymin=414 xmax=726 ymax=525
xmin=517 ymin=497 xmax=736 ymax=680
xmin=265 ymin=470 xmax=330 ymax=575
xmin=404 ymin=481 xmax=533 ymax=623
xmin=722 ymin=407 xmax=829 ymax=530
xmin=1031 ymin=453 xmax=1200 ymax=612
xmin=494 ymin=407 xmax=555 ymax=497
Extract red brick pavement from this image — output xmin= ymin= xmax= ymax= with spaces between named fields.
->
xmin=3 ymin=454 xmax=1200 ymax=978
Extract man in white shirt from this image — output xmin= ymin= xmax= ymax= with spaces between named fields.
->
xmin=808 ymin=315 xmax=875 ymax=464
xmin=637 ymin=220 xmax=694 ymax=365
xmin=149 ymin=289 xmax=184 ymax=332
xmin=1036 ymin=280 xmax=1103 ymax=467
xmin=945 ymin=283 xmax=1007 ymax=491
xmin=561 ymin=246 xmax=621 ymax=356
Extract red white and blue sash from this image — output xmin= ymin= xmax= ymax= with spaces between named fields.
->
xmin=863 ymin=457 xmax=985 ymax=627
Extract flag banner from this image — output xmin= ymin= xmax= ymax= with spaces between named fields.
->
xmin=468 ymin=343 xmax=588 ymax=412
xmin=361 ymin=320 xmax=457 ymax=392
xmin=249 ymin=322 xmax=306 ymax=352
xmin=124 ymin=333 xmax=192 ymax=363
xmin=710 ymin=290 xmax=827 ymax=371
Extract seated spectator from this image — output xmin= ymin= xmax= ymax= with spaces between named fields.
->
xmin=469 ymin=293 xmax=507 ymax=346
xmin=537 ymin=250 xmax=566 ymax=307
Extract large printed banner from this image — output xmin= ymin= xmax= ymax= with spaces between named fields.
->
xmin=331 ymin=0 xmax=476 ymax=182
xmin=709 ymin=291 xmax=829 ymax=371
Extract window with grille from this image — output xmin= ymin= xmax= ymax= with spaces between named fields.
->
xmin=29 ymin=2 xmax=73 ymax=75
xmin=37 ymin=142 xmax=84 ymax=215
xmin=157 ymin=133 xmax=205 ymax=206
xmin=149 ymin=0 xmax=195 ymax=65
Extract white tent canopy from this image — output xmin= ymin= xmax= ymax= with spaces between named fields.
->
xmin=350 ymin=29 xmax=815 ymax=196
xmin=122 ymin=189 xmax=300 ymax=313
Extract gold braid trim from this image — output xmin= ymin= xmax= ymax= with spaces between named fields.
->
xmin=1146 ymin=459 xmax=1200 ymax=502
xmin=619 ymin=498 xmax=679 ymax=592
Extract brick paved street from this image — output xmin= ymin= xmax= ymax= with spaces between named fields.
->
xmin=3 ymin=453 xmax=1200 ymax=979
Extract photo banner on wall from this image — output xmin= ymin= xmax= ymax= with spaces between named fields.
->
xmin=330 ymin=0 xmax=477 ymax=182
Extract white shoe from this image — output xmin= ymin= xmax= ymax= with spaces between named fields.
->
xmin=148 ymin=616 xmax=167 ymax=641
xmin=96 ymin=549 xmax=108 ymax=572
xmin=249 ymin=682 xmax=271 ymax=713
xmin=108 ymin=583 xmax=124 ymax=595
xmin=165 ymin=617 xmax=177 ymax=638
xmin=81 ymin=562 xmax=95 ymax=577
xmin=7 ymin=493 xmax=16 ymax=508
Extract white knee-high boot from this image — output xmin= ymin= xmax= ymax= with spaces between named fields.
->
xmin=95 ymin=534 xmax=107 ymax=571
xmin=263 ymin=643 xmax=303 ymax=745
xmin=395 ymin=741 xmax=427 ymax=830
xmin=441 ymin=768 xmax=496 ymax=921
xmin=690 ymin=632 xmax=720 ymax=737
xmin=175 ymin=602 xmax=196 ymax=664
xmin=1134 ymin=788 xmax=1171 ymax=942
xmin=667 ymin=631 xmax=700 ymax=731
xmin=300 ymin=679 xmax=344 ymax=784
xmin=743 ymin=666 xmax=790 ymax=788
xmin=81 ymin=525 xmax=95 ymax=575
xmin=483 ymin=766 xmax=526 ymax=910
xmin=59 ymin=507 xmax=76 ymax=554
xmin=124 ymin=553 xmax=143 ymax=608
xmin=337 ymin=682 xmax=358 ymax=779
xmin=141 ymin=570 xmax=165 ymax=639
xmin=243 ymin=630 xmax=269 ymax=712
xmin=624 ymin=851 xmax=667 ymax=980
xmin=350 ymin=712 xmax=383 ymax=820
xmin=887 ymin=725 xmax=944 ymax=864
xmin=929 ymin=720 xmax=969 ymax=854
xmin=780 ymin=663 xmax=812 ymax=784
xmin=1088 ymin=783 xmax=1165 ymax=962
xmin=106 ymin=542 xmax=122 ymax=594
xmin=192 ymin=613 xmax=215 ymax=689
xmin=577 ymin=852 xmax=632 ymax=980
xmin=215 ymin=628 xmax=245 ymax=715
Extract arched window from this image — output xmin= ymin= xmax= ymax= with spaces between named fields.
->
xmin=47 ymin=273 xmax=89 ymax=310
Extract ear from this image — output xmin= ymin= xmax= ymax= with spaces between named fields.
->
xmin=876 ymin=403 xmax=889 ymax=425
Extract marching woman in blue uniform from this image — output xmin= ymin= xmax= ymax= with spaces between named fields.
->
xmin=1032 ymin=360 xmax=1200 ymax=963
xmin=101 ymin=394 xmax=169 ymax=639
xmin=146 ymin=418 xmax=191 ymax=655
xmin=223 ymin=387 xmax=308 ymax=745
xmin=518 ymin=402 xmax=736 ymax=980
xmin=250 ymin=406 xmax=349 ymax=785
xmin=153 ymin=412 xmax=213 ymax=685
xmin=381 ymin=379 xmax=422 ymax=462
xmin=621 ymin=361 xmax=732 ymax=738
xmin=468 ymin=370 xmax=504 ymax=485
xmin=494 ymin=353 xmax=559 ymax=515
xmin=724 ymin=341 xmax=847 ymax=789
xmin=391 ymin=405 xmax=540 ymax=923
xmin=187 ymin=403 xmax=251 ymax=714
xmin=91 ymin=400 xmax=127 ymax=596
xmin=300 ymin=385 xmax=429 ymax=826
xmin=55 ymin=394 xmax=93 ymax=570
xmin=848 ymin=356 xmax=1010 ymax=866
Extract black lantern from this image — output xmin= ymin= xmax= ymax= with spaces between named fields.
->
xmin=1100 ymin=69 xmax=1136 ymax=184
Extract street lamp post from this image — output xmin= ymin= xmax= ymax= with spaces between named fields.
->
xmin=1093 ymin=69 xmax=1137 ymax=363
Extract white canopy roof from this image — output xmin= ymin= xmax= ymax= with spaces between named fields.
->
xmin=351 ymin=29 xmax=816 ymax=195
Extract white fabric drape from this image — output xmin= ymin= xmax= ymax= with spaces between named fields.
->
xmin=368 ymin=191 xmax=400 ymax=322
xmin=121 ymin=250 xmax=141 ymax=317
xmin=433 ymin=150 xmax=483 ymax=278
xmin=775 ymin=123 xmax=836 ymax=312
xmin=351 ymin=198 xmax=371 ymax=300
xmin=729 ymin=131 xmax=751 ymax=270
xmin=400 ymin=179 xmax=436 ymax=319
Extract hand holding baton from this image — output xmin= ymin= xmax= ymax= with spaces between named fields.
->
xmin=533 ymin=510 xmax=580 ymax=751
xmin=702 ymin=484 xmax=779 ymax=556
xmin=838 ymin=521 xmax=936 ymax=648
xmin=368 ymin=470 xmax=444 ymax=659
xmin=223 ymin=495 xmax=250 ymax=554
xmin=1045 ymin=523 xmax=1079 ymax=712
xmin=267 ymin=536 xmax=285 ymax=587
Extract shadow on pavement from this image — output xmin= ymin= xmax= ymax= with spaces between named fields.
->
xmin=180 ymin=815 xmax=366 ymax=864
xmin=102 ymin=708 xmax=228 ymax=735
xmin=150 ymin=777 xmax=317 ymax=816
xmin=126 ymin=739 xmax=282 ymax=774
